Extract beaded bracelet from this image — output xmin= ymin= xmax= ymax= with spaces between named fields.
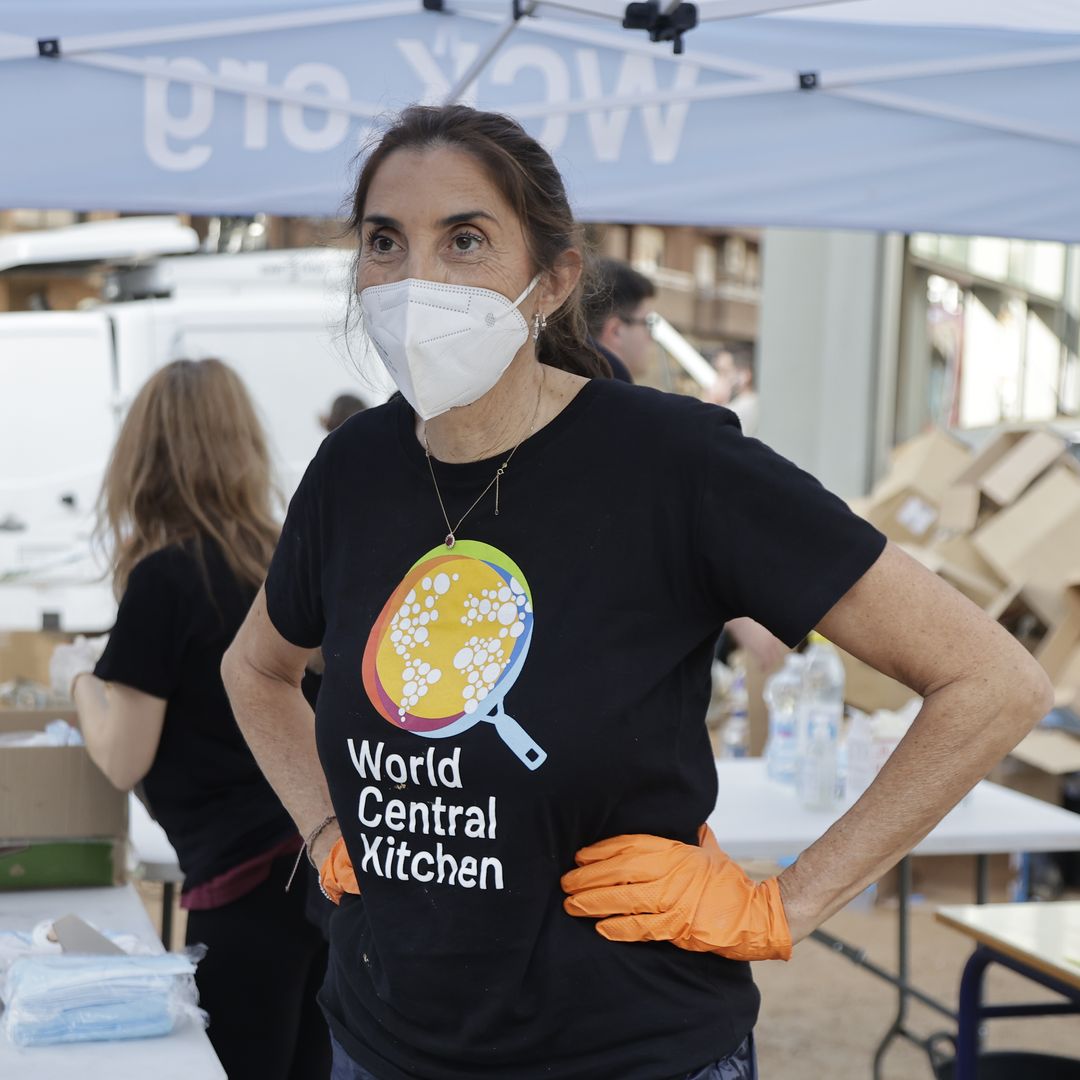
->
xmin=305 ymin=813 xmax=339 ymax=869
xmin=284 ymin=813 xmax=338 ymax=894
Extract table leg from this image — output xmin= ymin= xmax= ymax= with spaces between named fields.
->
xmin=954 ymin=946 xmax=991 ymax=1080
xmin=975 ymin=854 xmax=989 ymax=905
xmin=1010 ymin=853 xmax=1031 ymax=902
xmin=872 ymin=856 xmax=912 ymax=1080
xmin=161 ymin=881 xmax=175 ymax=950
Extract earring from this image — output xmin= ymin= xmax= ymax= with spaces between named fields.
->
xmin=532 ymin=311 xmax=547 ymax=342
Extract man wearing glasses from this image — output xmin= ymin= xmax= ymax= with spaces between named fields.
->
xmin=583 ymin=257 xmax=657 ymax=383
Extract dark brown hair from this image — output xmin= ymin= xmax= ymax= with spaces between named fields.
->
xmin=322 ymin=392 xmax=367 ymax=432
xmin=347 ymin=105 xmax=611 ymax=380
xmin=582 ymin=257 xmax=656 ymax=337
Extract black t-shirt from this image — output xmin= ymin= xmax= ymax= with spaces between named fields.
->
xmin=264 ymin=377 xmax=886 ymax=1080
xmin=95 ymin=539 xmax=300 ymax=889
xmin=589 ymin=339 xmax=634 ymax=383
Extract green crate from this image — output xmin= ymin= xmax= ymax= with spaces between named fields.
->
xmin=0 ymin=840 xmax=118 ymax=890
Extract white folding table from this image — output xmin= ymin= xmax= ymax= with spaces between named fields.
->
xmin=0 ymin=884 xmax=225 ymax=1079
xmin=707 ymin=759 xmax=1080 ymax=1080
xmin=127 ymin=793 xmax=184 ymax=948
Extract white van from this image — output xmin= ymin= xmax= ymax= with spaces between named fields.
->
xmin=0 ymin=222 xmax=383 ymax=631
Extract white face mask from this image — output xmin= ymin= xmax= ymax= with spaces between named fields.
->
xmin=360 ymin=275 xmax=541 ymax=420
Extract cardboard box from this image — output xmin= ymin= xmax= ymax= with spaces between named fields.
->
xmin=876 ymin=854 xmax=1012 ymax=905
xmin=940 ymin=428 xmax=1067 ymax=533
xmin=980 ymin=430 xmax=1067 ymax=507
xmin=938 ymin=485 xmax=989 ymax=535
xmin=902 ymin=543 xmax=1002 ymax=610
xmin=990 ymin=731 xmax=1080 ymax=808
xmin=973 ymin=466 xmax=1080 ymax=626
xmin=0 ymin=631 xmax=74 ymax=688
xmin=1036 ymin=580 xmax=1080 ymax=710
xmin=837 ymin=648 xmax=918 ymax=713
xmin=1008 ymin=728 xmax=1080 ymax=779
xmin=930 ymin=533 xmax=1008 ymax=600
xmin=986 ymin=586 xmax=1053 ymax=655
xmin=862 ymin=430 xmax=972 ymax=543
xmin=0 ymin=708 xmax=127 ymax=885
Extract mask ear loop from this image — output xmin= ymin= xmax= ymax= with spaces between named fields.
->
xmin=512 ymin=273 xmax=543 ymax=308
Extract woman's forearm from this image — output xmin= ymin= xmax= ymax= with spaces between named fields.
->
xmin=777 ymin=667 xmax=1052 ymax=942
xmin=221 ymin=650 xmax=339 ymax=861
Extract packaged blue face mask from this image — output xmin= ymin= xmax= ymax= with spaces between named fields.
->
xmin=1 ymin=952 xmax=206 ymax=1047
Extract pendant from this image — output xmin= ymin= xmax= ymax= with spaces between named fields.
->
xmin=445 ymin=533 xmax=456 ymax=549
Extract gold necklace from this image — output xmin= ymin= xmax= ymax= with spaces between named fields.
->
xmin=424 ymin=373 xmax=545 ymax=550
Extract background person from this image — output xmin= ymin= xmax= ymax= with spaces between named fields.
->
xmin=321 ymin=392 xmax=367 ymax=433
xmin=582 ymin=256 xmax=658 ymax=383
xmin=706 ymin=346 xmax=759 ymax=436
xmin=52 ymin=358 xmax=331 ymax=1080
xmin=222 ymin=106 xmax=1051 ymax=1080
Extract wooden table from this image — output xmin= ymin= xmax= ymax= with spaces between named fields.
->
xmin=935 ymin=902 xmax=1080 ymax=1080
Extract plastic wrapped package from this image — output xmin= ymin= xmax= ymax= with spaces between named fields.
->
xmin=1 ymin=951 xmax=207 ymax=1047
xmin=0 ymin=922 xmax=150 ymax=974
xmin=0 ymin=719 xmax=84 ymax=747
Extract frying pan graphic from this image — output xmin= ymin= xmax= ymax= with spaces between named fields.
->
xmin=361 ymin=540 xmax=545 ymax=770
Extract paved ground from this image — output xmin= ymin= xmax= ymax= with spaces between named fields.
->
xmin=755 ymin=888 xmax=1080 ymax=1080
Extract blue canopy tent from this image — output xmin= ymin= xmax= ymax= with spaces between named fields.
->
xmin=2 ymin=1 xmax=1080 ymax=239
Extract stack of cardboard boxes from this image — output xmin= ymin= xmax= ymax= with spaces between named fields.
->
xmin=850 ymin=424 xmax=1080 ymax=802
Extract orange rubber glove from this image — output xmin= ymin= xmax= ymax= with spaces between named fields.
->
xmin=319 ymin=836 xmax=360 ymax=905
xmin=561 ymin=825 xmax=792 ymax=961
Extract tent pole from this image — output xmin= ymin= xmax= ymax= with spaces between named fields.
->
xmin=443 ymin=1 xmax=536 ymax=104
xmin=823 ymin=42 xmax=1080 ymax=89
xmin=42 ymin=2 xmax=423 ymax=56
xmin=833 ymin=86 xmax=1080 ymax=150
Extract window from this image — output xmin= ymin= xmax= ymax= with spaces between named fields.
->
xmin=908 ymin=234 xmax=1079 ymax=430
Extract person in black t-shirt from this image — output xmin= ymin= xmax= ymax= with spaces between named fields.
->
xmin=57 ymin=358 xmax=331 ymax=1080
xmin=221 ymin=106 xmax=1052 ymax=1080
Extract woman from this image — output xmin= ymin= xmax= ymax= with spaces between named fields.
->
xmin=58 ymin=359 xmax=331 ymax=1080
xmin=222 ymin=106 xmax=1051 ymax=1080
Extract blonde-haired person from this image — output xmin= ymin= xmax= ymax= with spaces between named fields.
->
xmin=57 ymin=359 xmax=331 ymax=1080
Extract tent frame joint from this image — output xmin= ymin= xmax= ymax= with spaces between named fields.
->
xmin=622 ymin=1 xmax=698 ymax=56
xmin=37 ymin=38 xmax=60 ymax=60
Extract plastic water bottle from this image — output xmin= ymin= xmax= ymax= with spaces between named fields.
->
xmin=721 ymin=663 xmax=750 ymax=759
xmin=763 ymin=654 xmax=806 ymax=784
xmin=798 ymin=636 xmax=845 ymax=811
xmin=844 ymin=710 xmax=876 ymax=801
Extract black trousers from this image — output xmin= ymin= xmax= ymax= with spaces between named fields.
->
xmin=330 ymin=1034 xmax=756 ymax=1080
xmin=186 ymin=854 xmax=331 ymax=1080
